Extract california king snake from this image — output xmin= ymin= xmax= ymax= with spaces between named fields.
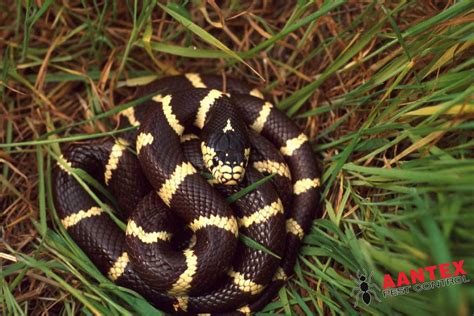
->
xmin=53 ymin=74 xmax=320 ymax=315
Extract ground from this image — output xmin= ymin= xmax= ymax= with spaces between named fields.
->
xmin=1 ymin=1 xmax=473 ymax=315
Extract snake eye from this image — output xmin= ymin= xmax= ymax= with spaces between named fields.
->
xmin=212 ymin=156 xmax=219 ymax=166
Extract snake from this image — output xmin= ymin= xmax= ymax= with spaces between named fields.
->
xmin=53 ymin=74 xmax=320 ymax=315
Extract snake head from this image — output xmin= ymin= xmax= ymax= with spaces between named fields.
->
xmin=201 ymin=132 xmax=250 ymax=185
xmin=200 ymin=101 xmax=251 ymax=185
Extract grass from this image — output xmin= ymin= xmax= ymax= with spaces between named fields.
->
xmin=1 ymin=1 xmax=473 ymax=315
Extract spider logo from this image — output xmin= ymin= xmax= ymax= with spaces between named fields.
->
xmin=351 ymin=270 xmax=382 ymax=307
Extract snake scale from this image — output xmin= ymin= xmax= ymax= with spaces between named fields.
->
xmin=53 ymin=74 xmax=320 ymax=315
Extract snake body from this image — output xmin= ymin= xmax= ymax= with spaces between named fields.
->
xmin=53 ymin=74 xmax=320 ymax=314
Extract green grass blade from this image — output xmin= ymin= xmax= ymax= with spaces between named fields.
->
xmin=157 ymin=3 xmax=263 ymax=80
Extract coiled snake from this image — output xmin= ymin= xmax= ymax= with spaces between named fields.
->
xmin=53 ymin=74 xmax=320 ymax=315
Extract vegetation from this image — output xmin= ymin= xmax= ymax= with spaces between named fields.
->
xmin=1 ymin=1 xmax=473 ymax=315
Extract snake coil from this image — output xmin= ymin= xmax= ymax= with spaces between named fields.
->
xmin=53 ymin=74 xmax=320 ymax=315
